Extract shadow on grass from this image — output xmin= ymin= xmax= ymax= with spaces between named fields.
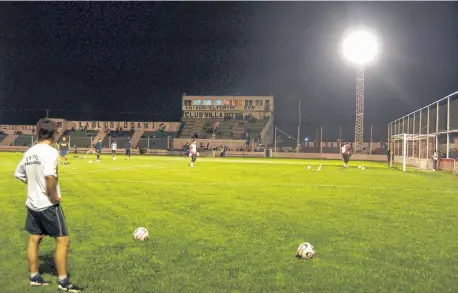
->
xmin=39 ymin=251 xmax=57 ymax=276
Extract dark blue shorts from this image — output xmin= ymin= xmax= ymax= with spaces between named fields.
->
xmin=185 ymin=151 xmax=190 ymax=157
xmin=60 ymin=149 xmax=68 ymax=157
xmin=25 ymin=205 xmax=68 ymax=237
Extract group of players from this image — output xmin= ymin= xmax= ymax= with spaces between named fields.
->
xmin=56 ymin=136 xmax=132 ymax=164
xmin=59 ymin=134 xmax=348 ymax=169
xmin=58 ymin=133 xmax=352 ymax=169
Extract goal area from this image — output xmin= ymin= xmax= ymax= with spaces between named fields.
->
xmin=391 ymin=133 xmax=437 ymax=171
xmin=391 ymin=133 xmax=457 ymax=173
xmin=388 ymin=91 xmax=458 ymax=173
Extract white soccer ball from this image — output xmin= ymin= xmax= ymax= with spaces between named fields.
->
xmin=296 ymin=242 xmax=315 ymax=260
xmin=358 ymin=165 xmax=361 ymax=169
xmin=89 ymin=160 xmax=93 ymax=164
xmin=133 ymin=227 xmax=149 ymax=241
xmin=361 ymin=166 xmax=365 ymax=170
xmin=113 ymin=157 xmax=116 ymax=161
xmin=307 ymin=166 xmax=311 ymax=170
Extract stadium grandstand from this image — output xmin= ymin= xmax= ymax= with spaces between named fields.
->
xmin=175 ymin=95 xmax=275 ymax=151
xmin=0 ymin=120 xmax=180 ymax=154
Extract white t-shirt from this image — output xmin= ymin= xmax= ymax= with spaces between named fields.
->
xmin=190 ymin=143 xmax=197 ymax=155
xmin=341 ymin=145 xmax=349 ymax=155
xmin=14 ymin=143 xmax=61 ymax=211
xmin=112 ymin=142 xmax=117 ymax=150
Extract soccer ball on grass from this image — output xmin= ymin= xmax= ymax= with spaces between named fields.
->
xmin=133 ymin=227 xmax=149 ymax=241
xmin=296 ymin=242 xmax=315 ymax=260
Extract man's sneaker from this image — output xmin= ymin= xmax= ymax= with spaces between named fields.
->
xmin=30 ymin=274 xmax=49 ymax=286
xmin=58 ymin=278 xmax=82 ymax=292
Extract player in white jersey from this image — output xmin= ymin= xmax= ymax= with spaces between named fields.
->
xmin=14 ymin=119 xmax=81 ymax=292
xmin=111 ymin=140 xmax=117 ymax=160
xmin=189 ymin=140 xmax=198 ymax=167
xmin=341 ymin=142 xmax=351 ymax=168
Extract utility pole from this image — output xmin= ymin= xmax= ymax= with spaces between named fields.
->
xmin=296 ymin=98 xmax=301 ymax=152
xmin=45 ymin=109 xmax=50 ymax=118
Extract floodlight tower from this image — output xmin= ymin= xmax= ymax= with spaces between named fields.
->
xmin=342 ymin=30 xmax=378 ymax=153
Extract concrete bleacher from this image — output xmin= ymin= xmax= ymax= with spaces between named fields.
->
xmin=215 ymin=120 xmax=246 ymax=139
xmin=102 ymin=131 xmax=132 ymax=148
xmin=12 ymin=135 xmax=35 ymax=147
xmin=0 ymin=134 xmax=7 ymax=144
xmin=142 ymin=131 xmax=175 ymax=138
xmin=246 ymin=119 xmax=268 ymax=139
xmin=137 ymin=131 xmax=171 ymax=149
xmin=179 ymin=118 xmax=268 ymax=141
xmin=180 ymin=119 xmax=206 ymax=138
xmin=66 ymin=130 xmax=98 ymax=148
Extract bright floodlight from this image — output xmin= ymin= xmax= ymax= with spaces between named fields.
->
xmin=342 ymin=31 xmax=378 ymax=65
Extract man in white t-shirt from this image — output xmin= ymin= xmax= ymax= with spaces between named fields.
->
xmin=111 ymin=140 xmax=117 ymax=160
xmin=14 ymin=119 xmax=81 ymax=292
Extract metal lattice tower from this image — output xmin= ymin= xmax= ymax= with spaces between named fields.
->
xmin=354 ymin=64 xmax=365 ymax=153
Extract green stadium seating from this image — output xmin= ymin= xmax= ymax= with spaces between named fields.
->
xmin=13 ymin=135 xmax=35 ymax=147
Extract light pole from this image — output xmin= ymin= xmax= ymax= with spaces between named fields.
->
xmin=342 ymin=30 xmax=378 ymax=154
xmin=274 ymin=126 xmax=277 ymax=153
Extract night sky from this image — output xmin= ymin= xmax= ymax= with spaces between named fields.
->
xmin=0 ymin=2 xmax=457 ymax=140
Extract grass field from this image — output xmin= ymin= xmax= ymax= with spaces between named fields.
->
xmin=0 ymin=152 xmax=457 ymax=293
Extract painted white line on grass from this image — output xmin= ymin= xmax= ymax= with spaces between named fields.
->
xmin=71 ymin=179 xmax=458 ymax=193
xmin=63 ymin=164 xmax=153 ymax=175
xmin=204 ymin=158 xmax=330 ymax=165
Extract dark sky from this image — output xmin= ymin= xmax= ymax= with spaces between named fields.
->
xmin=0 ymin=2 xmax=457 ymax=140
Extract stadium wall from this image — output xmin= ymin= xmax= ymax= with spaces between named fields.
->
xmin=173 ymin=138 xmax=247 ymax=150
xmin=70 ymin=121 xmax=181 ymax=132
xmin=0 ymin=118 xmax=67 ymax=135
xmin=0 ymin=121 xmax=181 ymax=134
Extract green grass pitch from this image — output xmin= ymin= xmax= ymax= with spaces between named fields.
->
xmin=0 ymin=152 xmax=457 ymax=293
